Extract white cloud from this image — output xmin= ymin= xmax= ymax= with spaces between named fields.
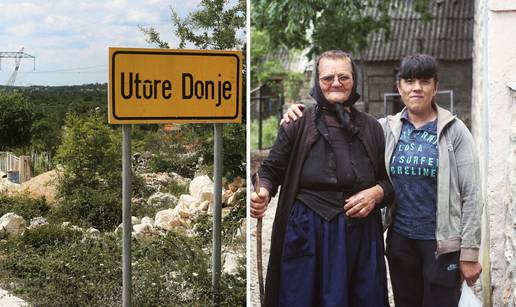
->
xmin=0 ymin=0 xmax=229 ymax=85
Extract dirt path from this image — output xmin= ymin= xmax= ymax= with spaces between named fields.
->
xmin=249 ymin=189 xmax=277 ymax=306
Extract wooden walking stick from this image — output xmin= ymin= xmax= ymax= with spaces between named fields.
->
xmin=255 ymin=173 xmax=265 ymax=306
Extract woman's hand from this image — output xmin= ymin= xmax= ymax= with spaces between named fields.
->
xmin=250 ymin=188 xmax=270 ymax=219
xmin=343 ymin=185 xmax=384 ymax=218
xmin=280 ymin=104 xmax=305 ymax=125
xmin=460 ymin=261 xmax=482 ymax=286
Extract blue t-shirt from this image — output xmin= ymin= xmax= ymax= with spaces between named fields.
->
xmin=390 ymin=112 xmax=438 ymax=240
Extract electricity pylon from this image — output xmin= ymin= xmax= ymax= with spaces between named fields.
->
xmin=0 ymin=48 xmax=35 ymax=86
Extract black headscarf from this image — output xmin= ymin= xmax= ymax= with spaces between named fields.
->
xmin=310 ymin=51 xmax=360 ymax=132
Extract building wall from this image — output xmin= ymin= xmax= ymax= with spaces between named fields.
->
xmin=472 ymin=0 xmax=516 ymax=305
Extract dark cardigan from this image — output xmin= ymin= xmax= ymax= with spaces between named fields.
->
xmin=256 ymin=105 xmax=393 ymax=306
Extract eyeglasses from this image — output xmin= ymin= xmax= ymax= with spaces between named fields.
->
xmin=319 ymin=74 xmax=352 ymax=86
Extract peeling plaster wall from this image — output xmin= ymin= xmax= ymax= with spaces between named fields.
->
xmin=472 ymin=0 xmax=516 ymax=305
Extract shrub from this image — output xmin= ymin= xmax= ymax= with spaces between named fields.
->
xmin=12 ymin=223 xmax=82 ymax=250
xmin=51 ymin=188 xmax=121 ymax=232
xmin=145 ymin=123 xmax=246 ymax=181
xmin=0 ymin=194 xmax=50 ymax=220
xmin=53 ymin=113 xmax=122 ymax=231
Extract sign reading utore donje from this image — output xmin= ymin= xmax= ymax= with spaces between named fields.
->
xmin=108 ymin=47 xmax=242 ymax=124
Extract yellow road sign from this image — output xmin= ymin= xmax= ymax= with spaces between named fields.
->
xmin=108 ymin=47 xmax=242 ymax=124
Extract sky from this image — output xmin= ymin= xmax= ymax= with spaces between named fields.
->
xmin=0 ymin=0 xmax=205 ymax=86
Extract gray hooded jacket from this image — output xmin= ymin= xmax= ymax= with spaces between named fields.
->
xmin=379 ymin=104 xmax=482 ymax=261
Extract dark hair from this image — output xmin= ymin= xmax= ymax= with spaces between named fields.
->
xmin=397 ymin=53 xmax=439 ymax=82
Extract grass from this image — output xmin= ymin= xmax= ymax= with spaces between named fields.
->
xmin=0 ymin=193 xmax=246 ymax=306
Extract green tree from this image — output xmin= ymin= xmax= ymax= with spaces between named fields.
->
xmin=140 ymin=0 xmax=247 ymax=180
xmin=252 ymin=0 xmax=432 ymax=57
xmin=140 ymin=0 xmax=245 ymax=50
xmin=0 ymin=90 xmax=34 ymax=150
xmin=53 ymin=113 xmax=122 ymax=231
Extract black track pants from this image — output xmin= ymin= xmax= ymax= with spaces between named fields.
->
xmin=386 ymin=229 xmax=461 ymax=307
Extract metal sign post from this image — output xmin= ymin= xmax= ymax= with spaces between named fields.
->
xmin=122 ymin=124 xmax=132 ymax=307
xmin=212 ymin=123 xmax=223 ymax=304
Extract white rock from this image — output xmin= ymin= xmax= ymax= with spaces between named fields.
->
xmin=198 ymin=200 xmax=210 ymax=212
xmin=222 ymin=252 xmax=241 ymax=275
xmin=86 ymin=227 xmax=100 ymax=237
xmin=0 ymin=213 xmax=26 ymax=238
xmin=189 ymin=175 xmax=214 ymax=202
xmin=174 ymin=202 xmax=192 ymax=219
xmin=227 ymin=188 xmax=245 ymax=207
xmin=169 ymin=172 xmax=190 ymax=186
xmin=141 ymin=216 xmax=154 ymax=225
xmin=178 ymin=194 xmax=199 ymax=212
xmin=155 ymin=209 xmax=181 ymax=231
xmin=133 ymin=223 xmax=154 ymax=239
xmin=147 ymin=192 xmax=178 ymax=208
xmin=28 ymin=216 xmax=48 ymax=229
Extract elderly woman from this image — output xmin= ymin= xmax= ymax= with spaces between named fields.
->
xmin=283 ymin=53 xmax=483 ymax=307
xmin=251 ymin=50 xmax=393 ymax=307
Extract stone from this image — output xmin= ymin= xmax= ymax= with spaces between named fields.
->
xmin=154 ymin=209 xmax=181 ymax=231
xmin=175 ymin=202 xmax=192 ymax=219
xmin=189 ymin=175 xmax=214 ymax=202
xmin=133 ymin=223 xmax=154 ymax=239
xmin=0 ymin=213 xmax=26 ymax=238
xmin=222 ymin=252 xmax=241 ymax=275
xmin=86 ymin=227 xmax=100 ymax=238
xmin=177 ymin=194 xmax=199 ymax=212
xmin=15 ymin=170 xmax=59 ymax=204
xmin=223 ymin=189 xmax=233 ymax=204
xmin=197 ymin=200 xmax=210 ymax=212
xmin=28 ymin=216 xmax=48 ymax=229
xmin=227 ymin=188 xmax=245 ymax=207
xmin=222 ymin=207 xmax=232 ymax=219
xmin=140 ymin=172 xmax=190 ymax=194
xmin=147 ymin=192 xmax=178 ymax=208
xmin=141 ymin=216 xmax=154 ymax=225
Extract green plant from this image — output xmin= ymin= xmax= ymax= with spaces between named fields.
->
xmin=53 ymin=113 xmax=122 ymax=231
xmin=0 ymin=194 xmax=50 ymax=221
xmin=251 ymin=115 xmax=279 ymax=150
xmin=0 ymin=227 xmax=245 ymax=306
xmin=0 ymin=90 xmax=34 ymax=150
xmin=51 ymin=188 xmax=121 ymax=232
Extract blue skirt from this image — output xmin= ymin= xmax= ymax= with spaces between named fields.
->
xmin=278 ymin=200 xmax=389 ymax=307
